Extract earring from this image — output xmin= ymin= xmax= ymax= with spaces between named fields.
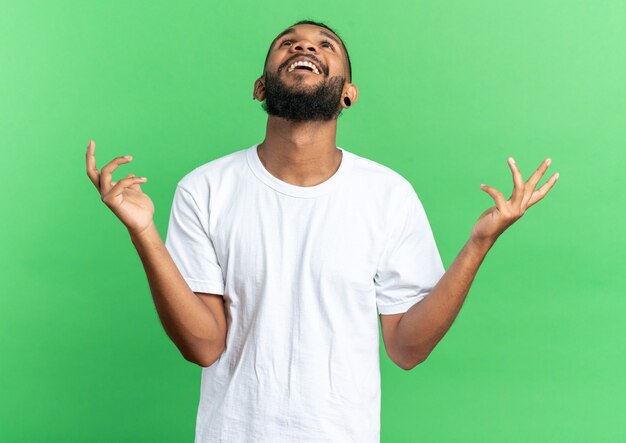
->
xmin=343 ymin=96 xmax=351 ymax=107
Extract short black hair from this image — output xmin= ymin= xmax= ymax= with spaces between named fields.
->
xmin=263 ymin=19 xmax=352 ymax=82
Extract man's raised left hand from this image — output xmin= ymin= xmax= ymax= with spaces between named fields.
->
xmin=470 ymin=156 xmax=560 ymax=246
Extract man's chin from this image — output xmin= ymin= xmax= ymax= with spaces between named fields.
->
xmin=284 ymin=70 xmax=323 ymax=78
xmin=280 ymin=83 xmax=322 ymax=96
xmin=282 ymin=73 xmax=324 ymax=87
xmin=261 ymin=72 xmax=345 ymax=121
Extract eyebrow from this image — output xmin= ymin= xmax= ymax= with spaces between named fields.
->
xmin=273 ymin=27 xmax=342 ymax=52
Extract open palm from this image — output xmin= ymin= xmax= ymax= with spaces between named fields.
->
xmin=471 ymin=156 xmax=560 ymax=243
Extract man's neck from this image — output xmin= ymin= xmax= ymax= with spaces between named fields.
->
xmin=257 ymin=116 xmax=342 ymax=187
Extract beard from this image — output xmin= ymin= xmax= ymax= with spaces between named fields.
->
xmin=261 ymin=70 xmax=346 ymax=122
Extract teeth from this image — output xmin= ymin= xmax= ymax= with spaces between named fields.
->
xmin=287 ymin=60 xmax=320 ymax=74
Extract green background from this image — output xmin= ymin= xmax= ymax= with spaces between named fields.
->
xmin=1 ymin=0 xmax=624 ymax=441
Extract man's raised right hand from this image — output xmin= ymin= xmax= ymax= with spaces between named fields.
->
xmin=86 ymin=139 xmax=155 ymax=237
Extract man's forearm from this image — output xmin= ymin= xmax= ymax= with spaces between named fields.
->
xmin=130 ymin=222 xmax=225 ymax=366
xmin=394 ymin=236 xmax=494 ymax=369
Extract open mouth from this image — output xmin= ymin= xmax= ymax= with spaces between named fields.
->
xmin=287 ymin=60 xmax=321 ymax=75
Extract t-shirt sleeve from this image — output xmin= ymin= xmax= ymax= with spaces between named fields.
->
xmin=374 ymin=185 xmax=445 ymax=315
xmin=164 ymin=184 xmax=225 ymax=295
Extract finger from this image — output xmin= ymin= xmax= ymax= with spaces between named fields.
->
xmin=131 ymin=182 xmax=144 ymax=192
xmin=85 ymin=140 xmax=101 ymax=190
xmin=126 ymin=173 xmax=144 ymax=192
xmin=103 ymin=176 xmax=148 ymax=203
xmin=521 ymin=158 xmax=551 ymax=207
xmin=479 ymin=184 xmax=508 ymax=214
xmin=527 ymin=172 xmax=559 ymax=208
xmin=508 ymin=157 xmax=525 ymax=207
xmin=100 ymin=154 xmax=134 ymax=195
xmin=109 ymin=173 xmax=131 ymax=189
xmin=111 ymin=173 xmax=145 ymax=191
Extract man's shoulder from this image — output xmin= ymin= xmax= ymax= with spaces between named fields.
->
xmin=176 ymin=145 xmax=250 ymax=191
xmin=347 ymin=149 xmax=415 ymax=195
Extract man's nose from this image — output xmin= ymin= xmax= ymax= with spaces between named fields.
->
xmin=290 ymin=40 xmax=318 ymax=53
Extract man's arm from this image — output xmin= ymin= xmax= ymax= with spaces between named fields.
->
xmin=131 ymin=222 xmax=227 ymax=367
xmin=390 ymin=236 xmax=492 ymax=370
xmin=390 ymin=156 xmax=559 ymax=370
xmin=85 ymin=139 xmax=226 ymax=367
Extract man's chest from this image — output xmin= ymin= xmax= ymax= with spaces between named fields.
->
xmin=207 ymin=190 xmax=387 ymax=297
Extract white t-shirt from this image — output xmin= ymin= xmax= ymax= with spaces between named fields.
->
xmin=165 ymin=143 xmax=445 ymax=443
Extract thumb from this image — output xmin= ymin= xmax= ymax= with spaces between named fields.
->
xmin=126 ymin=173 xmax=144 ymax=192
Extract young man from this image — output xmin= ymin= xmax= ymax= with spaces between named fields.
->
xmin=86 ymin=19 xmax=559 ymax=443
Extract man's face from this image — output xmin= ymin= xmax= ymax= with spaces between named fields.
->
xmin=258 ymin=24 xmax=349 ymax=122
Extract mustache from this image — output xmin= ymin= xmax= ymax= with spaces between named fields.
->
xmin=279 ymin=54 xmax=327 ymax=75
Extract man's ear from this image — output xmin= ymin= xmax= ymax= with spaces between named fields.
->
xmin=253 ymin=76 xmax=266 ymax=101
xmin=341 ymin=83 xmax=359 ymax=109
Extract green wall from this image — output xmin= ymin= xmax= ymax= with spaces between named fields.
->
xmin=1 ymin=0 xmax=624 ymax=441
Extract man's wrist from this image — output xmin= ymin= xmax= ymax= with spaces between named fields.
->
xmin=129 ymin=221 xmax=160 ymax=246
xmin=467 ymin=234 xmax=496 ymax=256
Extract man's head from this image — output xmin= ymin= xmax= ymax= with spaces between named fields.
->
xmin=253 ymin=20 xmax=358 ymax=122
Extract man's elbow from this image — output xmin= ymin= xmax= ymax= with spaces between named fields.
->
xmin=397 ymin=350 xmax=430 ymax=371
xmin=182 ymin=343 xmax=225 ymax=368
xmin=190 ymin=356 xmax=218 ymax=368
